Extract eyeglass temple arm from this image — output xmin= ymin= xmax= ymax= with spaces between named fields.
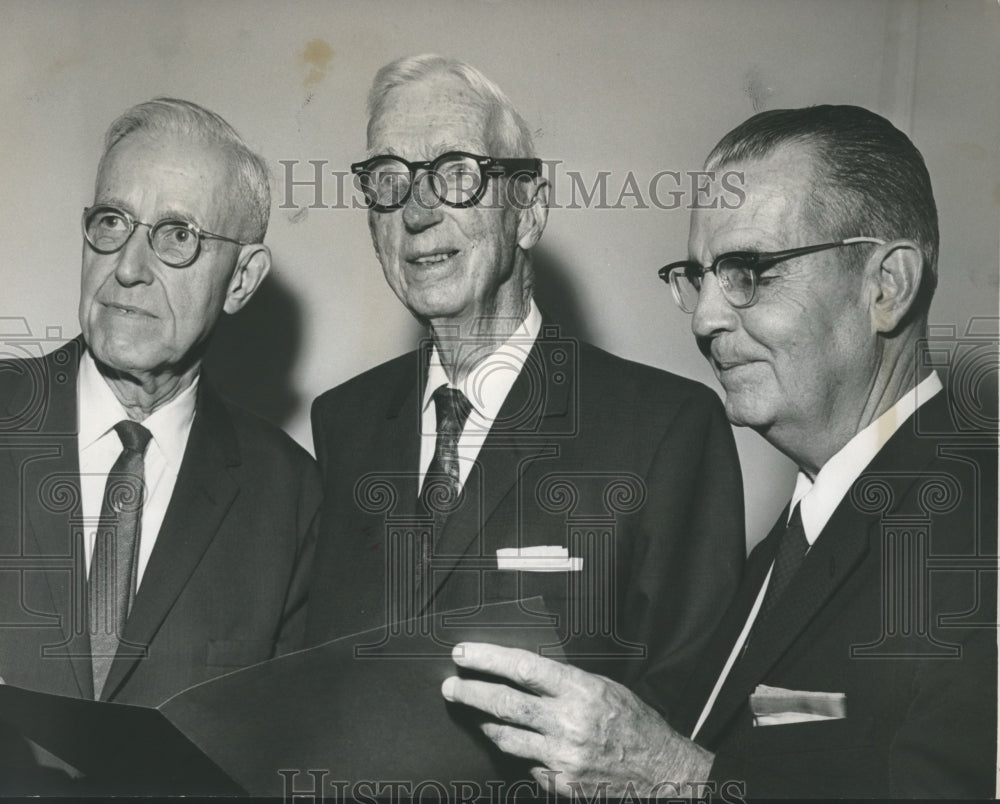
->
xmin=199 ymin=231 xmax=249 ymax=247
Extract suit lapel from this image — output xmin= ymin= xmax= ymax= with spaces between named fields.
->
xmin=14 ymin=339 xmax=95 ymax=698
xmin=697 ymin=391 xmax=952 ymax=745
xmin=675 ymin=515 xmax=782 ymax=736
xmin=421 ymin=328 xmax=573 ymax=611
xmin=381 ymin=349 xmax=424 ymax=520
xmin=100 ymin=380 xmax=240 ymax=700
xmin=698 ymin=505 xmax=872 ymax=744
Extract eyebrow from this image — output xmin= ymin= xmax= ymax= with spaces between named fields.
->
xmin=367 ymin=141 xmax=486 ymax=160
xmin=94 ymin=199 xmax=202 ymax=226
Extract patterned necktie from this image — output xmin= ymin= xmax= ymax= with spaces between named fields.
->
xmin=89 ymin=420 xmax=151 ymax=699
xmin=421 ymin=385 xmax=473 ymax=517
xmin=756 ymin=503 xmax=809 ymax=627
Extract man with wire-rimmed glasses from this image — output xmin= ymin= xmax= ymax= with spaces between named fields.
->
xmin=442 ymin=104 xmax=996 ymax=798
xmin=306 ymin=56 xmax=745 ymax=737
xmin=0 ymin=97 xmax=319 ymax=790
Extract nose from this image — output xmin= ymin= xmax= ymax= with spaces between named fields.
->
xmin=401 ymin=170 xmax=445 ymax=232
xmin=691 ymin=272 xmax=739 ymax=340
xmin=112 ymin=224 xmax=157 ymax=286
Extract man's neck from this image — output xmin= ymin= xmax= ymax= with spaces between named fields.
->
xmin=429 ymin=301 xmax=533 ymax=386
xmin=775 ymin=347 xmax=929 ymax=478
xmin=93 ymin=358 xmax=201 ymax=422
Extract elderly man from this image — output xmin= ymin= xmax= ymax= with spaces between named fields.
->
xmin=0 ymin=98 xmax=318 ymax=762
xmin=306 ymin=55 xmax=743 ymax=704
xmin=442 ymin=105 xmax=997 ymax=798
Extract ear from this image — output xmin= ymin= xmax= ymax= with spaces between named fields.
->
xmin=368 ymin=211 xmax=383 ymax=261
xmin=865 ymin=239 xmax=924 ymax=333
xmin=516 ymin=177 xmax=549 ymax=251
xmin=223 ymin=244 xmax=271 ymax=315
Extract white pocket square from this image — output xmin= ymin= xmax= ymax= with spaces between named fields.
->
xmin=496 ymin=546 xmax=583 ymax=572
xmin=750 ymin=684 xmax=847 ymax=726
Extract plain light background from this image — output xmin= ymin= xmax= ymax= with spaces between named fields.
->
xmin=2 ymin=0 xmax=997 ymax=548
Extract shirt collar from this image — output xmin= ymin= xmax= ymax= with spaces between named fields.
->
xmin=790 ymin=371 xmax=943 ymax=544
xmin=422 ymin=299 xmax=543 ymax=419
xmin=78 ymin=349 xmax=199 ymax=471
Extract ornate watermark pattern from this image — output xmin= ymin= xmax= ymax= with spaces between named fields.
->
xmin=849 ymin=318 xmax=998 ymax=658
xmin=279 ymin=769 xmax=748 ymax=803
xmin=278 ymin=159 xmax=746 ymax=212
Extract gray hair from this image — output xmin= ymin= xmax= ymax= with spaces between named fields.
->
xmin=98 ymin=97 xmax=271 ymax=242
xmin=366 ymin=54 xmax=535 ymax=159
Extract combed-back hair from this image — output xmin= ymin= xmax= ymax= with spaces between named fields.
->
xmin=706 ymin=105 xmax=938 ymax=312
xmin=99 ymin=97 xmax=271 ymax=242
xmin=366 ymin=54 xmax=535 ymax=159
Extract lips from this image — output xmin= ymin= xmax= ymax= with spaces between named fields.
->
xmin=101 ymin=301 xmax=156 ymax=317
xmin=406 ymin=249 xmax=459 ymax=266
xmin=710 ymin=346 xmax=756 ymax=372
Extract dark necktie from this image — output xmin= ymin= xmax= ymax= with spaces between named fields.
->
xmin=89 ymin=420 xmax=151 ymax=699
xmin=756 ymin=503 xmax=809 ymax=628
xmin=421 ymin=385 xmax=473 ymax=517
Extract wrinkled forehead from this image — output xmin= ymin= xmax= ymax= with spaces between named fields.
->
xmin=95 ymin=132 xmax=242 ymax=221
xmin=368 ymin=74 xmax=493 ymax=159
xmin=690 ymin=146 xmax=821 ymax=256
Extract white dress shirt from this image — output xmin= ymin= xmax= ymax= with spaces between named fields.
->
xmin=77 ymin=350 xmax=198 ymax=587
xmin=418 ymin=299 xmax=543 ymax=494
xmin=691 ymin=371 xmax=943 ymax=740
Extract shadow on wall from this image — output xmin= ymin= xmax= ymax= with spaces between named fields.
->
xmin=204 ymin=267 xmax=303 ymax=428
xmin=203 ymin=245 xmax=593 ymax=429
xmin=532 ymin=243 xmax=596 ymax=344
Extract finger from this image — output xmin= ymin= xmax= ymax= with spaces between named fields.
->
xmin=441 ymin=676 xmax=547 ymax=729
xmin=480 ymin=721 xmax=550 ymax=762
xmin=452 ymin=642 xmax=569 ymax=696
xmin=531 ymin=767 xmax=572 ymax=797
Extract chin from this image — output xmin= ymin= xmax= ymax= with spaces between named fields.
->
xmin=721 ymin=394 xmax=775 ymax=431
xmin=88 ymin=339 xmax=164 ymax=377
xmin=405 ymin=294 xmax=469 ymax=323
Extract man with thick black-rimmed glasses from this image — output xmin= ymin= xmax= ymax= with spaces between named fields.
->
xmin=443 ymin=104 xmax=996 ymax=799
xmin=306 ymin=55 xmax=744 ymax=738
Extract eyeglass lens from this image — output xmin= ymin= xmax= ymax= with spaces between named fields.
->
xmin=361 ymin=155 xmax=484 ymax=208
xmin=85 ymin=207 xmax=200 ymax=266
xmin=673 ymin=257 xmax=755 ymax=311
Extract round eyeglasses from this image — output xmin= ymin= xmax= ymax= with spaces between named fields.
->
xmin=351 ymin=151 xmax=542 ymax=212
xmin=659 ymin=237 xmax=886 ymax=313
xmin=82 ymin=205 xmax=248 ymax=268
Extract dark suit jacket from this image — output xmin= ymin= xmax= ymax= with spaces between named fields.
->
xmin=671 ymin=390 xmax=997 ymax=798
xmin=0 ymin=338 xmax=320 ymax=712
xmin=306 ymin=325 xmax=744 ymax=698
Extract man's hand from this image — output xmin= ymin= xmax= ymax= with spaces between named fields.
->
xmin=441 ymin=642 xmax=714 ymax=797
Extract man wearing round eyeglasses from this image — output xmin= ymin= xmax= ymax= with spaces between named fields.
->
xmin=441 ymin=106 xmax=995 ymax=798
xmin=306 ymin=55 xmax=745 ymax=746
xmin=0 ymin=98 xmax=319 ymax=787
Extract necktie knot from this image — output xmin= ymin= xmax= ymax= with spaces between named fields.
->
xmin=114 ymin=420 xmax=152 ymax=454
xmin=431 ymin=386 xmax=472 ymax=437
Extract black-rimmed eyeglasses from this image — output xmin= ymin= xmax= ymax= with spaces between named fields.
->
xmin=659 ymin=237 xmax=886 ymax=313
xmin=351 ymin=151 xmax=542 ymax=212
xmin=82 ymin=205 xmax=248 ymax=268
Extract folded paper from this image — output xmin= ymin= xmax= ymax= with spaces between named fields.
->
xmin=750 ymin=684 xmax=846 ymax=727
xmin=496 ymin=546 xmax=583 ymax=571
xmin=0 ymin=598 xmax=564 ymax=795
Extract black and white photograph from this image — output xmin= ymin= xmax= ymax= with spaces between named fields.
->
xmin=0 ymin=0 xmax=996 ymax=799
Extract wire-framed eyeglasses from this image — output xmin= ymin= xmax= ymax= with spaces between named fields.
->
xmin=82 ymin=205 xmax=248 ymax=268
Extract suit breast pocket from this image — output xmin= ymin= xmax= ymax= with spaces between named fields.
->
xmin=749 ymin=715 xmax=875 ymax=756
xmin=206 ymin=639 xmax=275 ymax=669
